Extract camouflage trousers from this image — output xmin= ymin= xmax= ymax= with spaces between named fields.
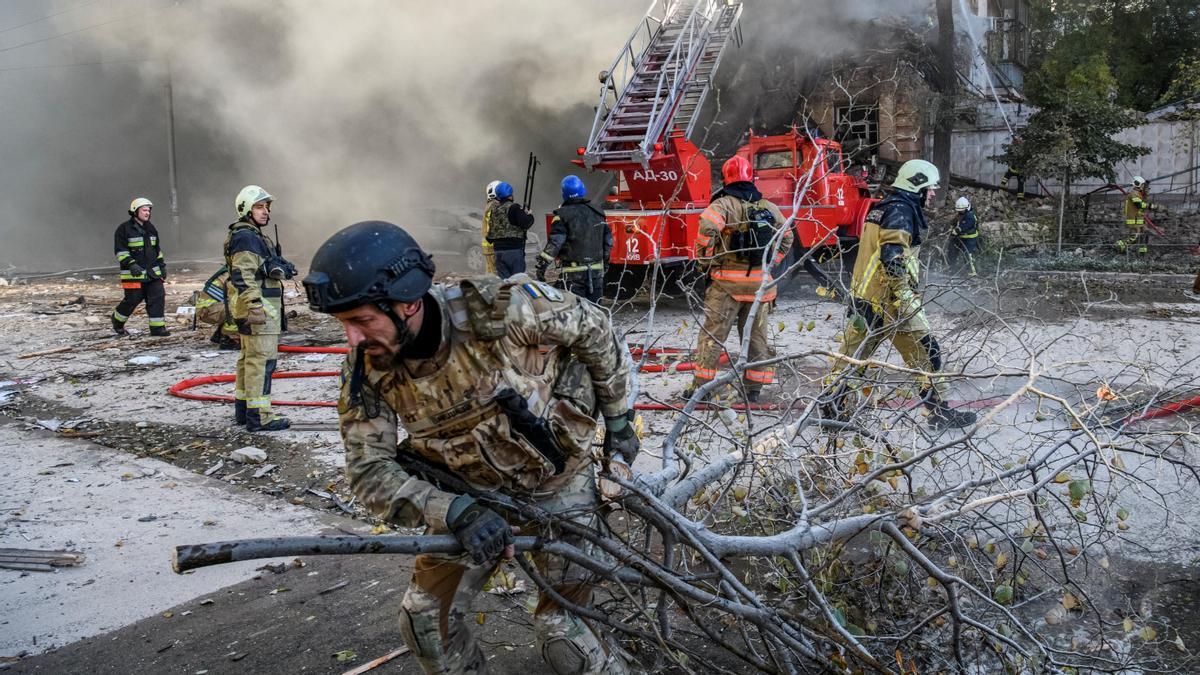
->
xmin=235 ymin=333 xmax=280 ymax=424
xmin=399 ymin=470 xmax=627 ymax=675
xmin=691 ymin=284 xmax=776 ymax=392
xmin=831 ymin=298 xmax=947 ymax=405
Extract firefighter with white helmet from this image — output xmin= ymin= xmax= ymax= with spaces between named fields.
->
xmin=825 ymin=159 xmax=977 ymax=429
xmin=947 ymin=195 xmax=980 ymax=277
xmin=112 ymin=197 xmax=169 ymax=336
xmin=480 ymin=180 xmax=502 ymax=274
xmin=224 ymin=185 xmax=295 ymax=431
xmin=1116 ymin=176 xmax=1163 ymax=255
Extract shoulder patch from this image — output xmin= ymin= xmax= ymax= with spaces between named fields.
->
xmin=520 ymin=281 xmax=563 ymax=302
xmin=865 ymin=208 xmax=884 ymax=224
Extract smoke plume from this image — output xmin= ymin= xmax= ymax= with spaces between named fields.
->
xmin=0 ymin=0 xmax=932 ymax=271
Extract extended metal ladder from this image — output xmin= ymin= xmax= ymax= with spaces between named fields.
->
xmin=583 ymin=0 xmax=742 ymax=168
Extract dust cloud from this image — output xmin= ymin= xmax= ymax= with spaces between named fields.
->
xmin=0 ymin=0 xmax=932 ymax=271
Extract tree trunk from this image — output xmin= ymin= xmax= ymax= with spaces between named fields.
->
xmin=933 ymin=0 xmax=956 ymax=204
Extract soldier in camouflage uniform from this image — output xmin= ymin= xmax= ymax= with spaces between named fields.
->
xmin=687 ymin=156 xmax=793 ymax=403
xmin=302 ymin=221 xmax=639 ymax=675
xmin=225 ymin=185 xmax=296 ymax=432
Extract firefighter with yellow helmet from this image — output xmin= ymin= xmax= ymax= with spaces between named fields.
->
xmin=224 ymin=185 xmax=295 ymax=431
xmin=826 ymin=160 xmax=977 ymax=429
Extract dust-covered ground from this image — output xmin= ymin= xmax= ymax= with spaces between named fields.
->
xmin=2 ymin=264 xmax=1200 ymax=672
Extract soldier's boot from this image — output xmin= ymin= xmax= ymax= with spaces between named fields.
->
xmin=111 ymin=314 xmax=128 ymax=335
xmin=245 ymin=409 xmax=290 ymax=432
xmin=233 ymin=400 xmax=247 ymax=426
xmin=149 ymin=325 xmax=171 ymax=337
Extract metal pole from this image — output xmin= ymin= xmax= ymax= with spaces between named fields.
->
xmin=1056 ymin=170 xmax=1066 ymax=256
xmin=165 ymin=58 xmax=181 ymax=247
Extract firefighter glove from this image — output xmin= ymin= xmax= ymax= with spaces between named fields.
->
xmin=128 ymin=263 xmax=145 ymax=278
xmin=535 ymin=257 xmax=550 ymax=282
xmin=446 ymin=495 xmax=512 ymax=565
xmin=246 ymin=302 xmax=268 ymax=325
xmin=603 ymin=410 xmax=640 ymax=465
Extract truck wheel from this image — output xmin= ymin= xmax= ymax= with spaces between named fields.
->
xmin=605 ymin=265 xmax=647 ymax=301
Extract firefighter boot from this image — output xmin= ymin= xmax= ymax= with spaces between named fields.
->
xmin=746 ymin=389 xmax=761 ymax=404
xmin=234 ymin=400 xmax=247 ymax=426
xmin=111 ymin=314 xmax=128 ymax=336
xmin=150 ymin=325 xmax=171 ymax=337
xmin=923 ymin=391 xmax=977 ymax=430
xmin=246 ymin=409 xmax=290 ymax=432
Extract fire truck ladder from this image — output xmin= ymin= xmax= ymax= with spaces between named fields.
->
xmin=583 ymin=0 xmax=742 ymax=168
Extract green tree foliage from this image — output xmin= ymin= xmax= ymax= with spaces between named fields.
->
xmin=995 ymin=1 xmax=1162 ymax=184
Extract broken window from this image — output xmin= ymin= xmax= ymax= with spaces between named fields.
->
xmin=834 ymin=105 xmax=879 ymax=157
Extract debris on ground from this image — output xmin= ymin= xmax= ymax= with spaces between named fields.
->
xmin=229 ymin=446 xmax=268 ymax=464
xmin=0 ymin=548 xmax=86 ymax=572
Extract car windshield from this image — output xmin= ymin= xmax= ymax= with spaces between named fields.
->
xmin=754 ymin=149 xmax=793 ymax=170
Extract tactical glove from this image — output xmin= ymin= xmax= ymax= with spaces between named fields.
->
xmin=603 ymin=410 xmax=640 ymax=465
xmin=535 ymin=257 xmax=550 ymax=282
xmin=246 ymin=303 xmax=268 ymax=325
xmin=128 ymin=263 xmax=145 ymax=278
xmin=446 ymin=495 xmax=512 ymax=565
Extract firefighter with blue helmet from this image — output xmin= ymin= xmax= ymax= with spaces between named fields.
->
xmin=826 ymin=160 xmax=977 ymax=429
xmin=483 ymin=180 xmax=535 ymax=278
xmin=537 ymin=175 xmax=611 ymax=303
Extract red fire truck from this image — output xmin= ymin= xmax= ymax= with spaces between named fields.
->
xmin=567 ymin=0 xmax=876 ymax=299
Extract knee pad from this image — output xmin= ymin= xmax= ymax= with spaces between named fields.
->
xmin=541 ymin=637 xmax=591 ymax=675
xmin=919 ymin=335 xmax=942 ymax=371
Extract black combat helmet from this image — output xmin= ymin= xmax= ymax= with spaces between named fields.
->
xmin=303 ymin=221 xmax=435 ymax=314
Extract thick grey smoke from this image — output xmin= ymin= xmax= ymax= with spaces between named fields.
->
xmin=0 ymin=0 xmax=933 ymax=271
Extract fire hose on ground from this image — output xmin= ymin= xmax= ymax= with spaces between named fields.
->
xmin=168 ymin=344 xmax=1011 ymax=413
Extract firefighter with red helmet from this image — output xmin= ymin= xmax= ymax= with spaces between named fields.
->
xmin=685 ymin=155 xmax=793 ymax=403
xmin=112 ymin=197 xmax=169 ymax=336
xmin=537 ymin=175 xmax=611 ymax=303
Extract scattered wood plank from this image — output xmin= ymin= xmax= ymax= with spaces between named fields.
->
xmin=252 ymin=464 xmax=278 ymax=479
xmin=203 ymin=460 xmax=224 ymax=476
xmin=18 ymin=346 xmax=73 ymax=359
xmin=340 ymin=646 xmax=410 ymax=675
xmin=0 ymin=548 xmax=85 ymax=572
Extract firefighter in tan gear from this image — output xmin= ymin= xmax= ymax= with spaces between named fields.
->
xmin=225 ymin=185 xmax=295 ymax=432
xmin=686 ymin=155 xmax=793 ymax=403
xmin=192 ymin=267 xmax=240 ymax=350
xmin=826 ymin=160 xmax=977 ymax=429
xmin=1116 ymin=176 xmax=1164 ymax=255
xmin=481 ymin=180 xmax=500 ymax=274
xmin=302 ymin=221 xmax=638 ymax=675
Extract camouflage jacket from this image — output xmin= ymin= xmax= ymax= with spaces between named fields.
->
xmin=337 ymin=274 xmax=630 ymax=530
